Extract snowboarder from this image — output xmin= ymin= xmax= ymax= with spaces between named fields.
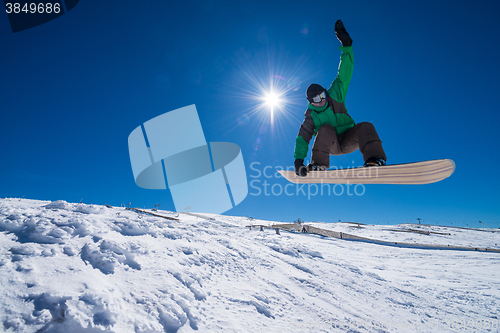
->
xmin=294 ymin=20 xmax=387 ymax=177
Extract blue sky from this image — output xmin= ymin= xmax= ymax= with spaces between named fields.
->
xmin=1 ymin=0 xmax=499 ymax=228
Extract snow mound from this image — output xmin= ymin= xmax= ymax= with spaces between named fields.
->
xmin=44 ymin=200 xmax=72 ymax=211
xmin=44 ymin=200 xmax=105 ymax=215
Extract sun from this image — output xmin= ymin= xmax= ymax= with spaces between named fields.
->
xmin=263 ymin=91 xmax=282 ymax=108
xmin=260 ymin=89 xmax=285 ymax=124
xmin=227 ymin=46 xmax=308 ymax=136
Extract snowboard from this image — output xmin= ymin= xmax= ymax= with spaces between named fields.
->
xmin=278 ymin=159 xmax=455 ymax=185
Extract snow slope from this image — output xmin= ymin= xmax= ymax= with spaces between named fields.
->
xmin=0 ymin=198 xmax=499 ymax=333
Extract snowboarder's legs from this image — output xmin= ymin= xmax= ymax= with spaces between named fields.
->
xmin=311 ymin=124 xmax=339 ymax=167
xmin=311 ymin=123 xmax=386 ymax=167
xmin=339 ymin=122 xmax=387 ymax=163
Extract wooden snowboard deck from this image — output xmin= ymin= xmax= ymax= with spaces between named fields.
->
xmin=278 ymin=159 xmax=455 ymax=185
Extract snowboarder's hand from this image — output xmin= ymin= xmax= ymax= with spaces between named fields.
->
xmin=335 ymin=20 xmax=352 ymax=46
xmin=294 ymin=159 xmax=308 ymax=177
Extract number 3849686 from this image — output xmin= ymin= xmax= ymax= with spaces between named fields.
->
xmin=5 ymin=3 xmax=61 ymax=14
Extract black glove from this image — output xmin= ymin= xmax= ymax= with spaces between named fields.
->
xmin=294 ymin=159 xmax=308 ymax=177
xmin=335 ymin=20 xmax=352 ymax=46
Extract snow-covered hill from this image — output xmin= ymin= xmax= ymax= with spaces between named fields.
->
xmin=0 ymin=198 xmax=499 ymax=333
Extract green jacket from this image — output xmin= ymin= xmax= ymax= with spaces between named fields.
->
xmin=294 ymin=46 xmax=355 ymax=160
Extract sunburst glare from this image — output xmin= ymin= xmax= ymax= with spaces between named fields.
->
xmin=216 ymin=46 xmax=312 ymax=159
xmin=227 ymin=48 xmax=309 ymax=141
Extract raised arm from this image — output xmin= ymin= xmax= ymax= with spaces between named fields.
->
xmin=327 ymin=20 xmax=353 ymax=103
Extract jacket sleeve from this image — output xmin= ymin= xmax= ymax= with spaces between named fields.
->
xmin=293 ymin=110 xmax=315 ymax=160
xmin=327 ymin=46 xmax=353 ymax=103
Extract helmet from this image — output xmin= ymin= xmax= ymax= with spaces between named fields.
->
xmin=306 ymin=84 xmax=325 ymax=102
xmin=306 ymin=84 xmax=326 ymax=103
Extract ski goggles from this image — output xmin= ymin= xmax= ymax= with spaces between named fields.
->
xmin=308 ymin=90 xmax=326 ymax=103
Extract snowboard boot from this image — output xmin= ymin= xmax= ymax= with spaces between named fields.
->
xmin=307 ymin=163 xmax=328 ymax=171
xmin=363 ymin=158 xmax=386 ymax=167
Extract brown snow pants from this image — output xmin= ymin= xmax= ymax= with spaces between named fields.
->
xmin=311 ymin=122 xmax=387 ymax=167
